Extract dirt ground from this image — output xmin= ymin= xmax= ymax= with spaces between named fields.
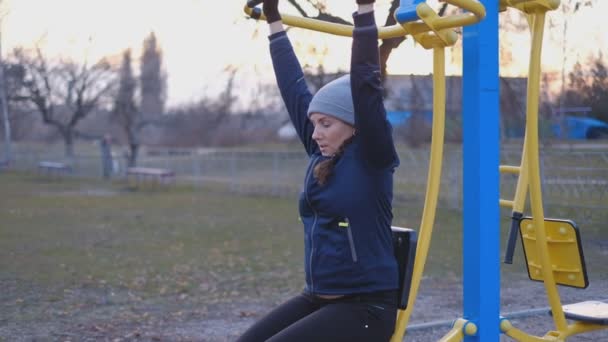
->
xmin=2 ymin=274 xmax=607 ymax=341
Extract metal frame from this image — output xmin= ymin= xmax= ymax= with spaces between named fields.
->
xmin=244 ymin=0 xmax=607 ymax=341
xmin=498 ymin=0 xmax=608 ymax=340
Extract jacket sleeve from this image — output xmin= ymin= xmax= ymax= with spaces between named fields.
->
xmin=269 ymin=31 xmax=318 ymax=156
xmin=350 ymin=12 xmax=399 ymax=169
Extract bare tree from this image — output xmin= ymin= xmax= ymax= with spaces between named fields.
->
xmin=0 ymin=43 xmax=11 ymax=163
xmin=553 ymin=54 xmax=608 ymax=122
xmin=113 ymin=49 xmax=140 ymax=166
xmin=559 ymin=61 xmax=589 ymax=108
xmin=135 ymin=32 xmax=166 ymax=148
xmin=140 ymin=32 xmax=166 ymax=118
xmin=110 ymin=33 xmax=167 ymax=166
xmin=302 ymin=45 xmax=342 ymax=92
xmin=162 ymin=68 xmax=240 ymax=146
xmin=12 ymin=47 xmax=115 ymax=157
xmin=551 ymin=0 xmax=595 ymax=113
xmin=1 ymin=63 xmax=34 ymax=140
xmin=285 ymin=0 xmax=351 ymax=26
xmin=588 ymin=54 xmax=608 ymax=123
xmin=283 ymin=0 xmax=447 ymax=82
xmin=215 ymin=65 xmax=237 ymax=117
xmin=0 ymin=2 xmax=11 ymax=162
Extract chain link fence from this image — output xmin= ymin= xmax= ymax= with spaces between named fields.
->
xmin=4 ymin=142 xmax=608 ymax=225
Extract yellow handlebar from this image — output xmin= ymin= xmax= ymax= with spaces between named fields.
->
xmin=500 ymin=0 xmax=560 ymax=12
xmin=433 ymin=0 xmax=485 ymax=29
xmin=244 ymin=0 xmax=485 ymax=39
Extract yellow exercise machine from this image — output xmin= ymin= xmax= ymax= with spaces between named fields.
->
xmin=244 ymin=1 xmax=485 ymax=341
xmin=497 ymin=0 xmax=608 ymax=340
xmin=245 ymin=0 xmax=608 ymax=340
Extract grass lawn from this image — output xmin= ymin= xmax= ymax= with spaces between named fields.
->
xmin=2 ymin=171 xmax=606 ymax=295
xmin=1 ymin=171 xmax=606 ymax=340
xmin=0 ymin=172 xmax=307 ymax=304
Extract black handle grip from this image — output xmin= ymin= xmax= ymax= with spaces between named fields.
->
xmin=247 ymin=0 xmax=264 ymax=8
xmin=503 ymin=212 xmax=523 ymax=264
xmin=246 ymin=0 xmax=264 ymax=20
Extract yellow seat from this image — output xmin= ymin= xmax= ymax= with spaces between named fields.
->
xmin=562 ymin=301 xmax=608 ymax=325
xmin=518 ymin=217 xmax=588 ymax=289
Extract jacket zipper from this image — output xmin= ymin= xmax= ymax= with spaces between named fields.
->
xmin=344 ymin=218 xmax=358 ymax=263
xmin=305 ymin=156 xmax=319 ymax=292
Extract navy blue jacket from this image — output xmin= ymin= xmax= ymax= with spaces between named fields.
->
xmin=269 ymin=11 xmax=400 ymax=295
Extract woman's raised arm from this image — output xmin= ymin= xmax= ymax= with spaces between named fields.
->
xmin=350 ymin=1 xmax=399 ymax=169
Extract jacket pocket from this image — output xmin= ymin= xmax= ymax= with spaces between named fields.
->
xmin=339 ymin=218 xmax=358 ymax=263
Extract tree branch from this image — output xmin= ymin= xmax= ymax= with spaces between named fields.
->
xmin=286 ymin=0 xmax=352 ymax=25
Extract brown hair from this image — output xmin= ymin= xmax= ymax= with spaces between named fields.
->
xmin=313 ymin=136 xmax=354 ymax=186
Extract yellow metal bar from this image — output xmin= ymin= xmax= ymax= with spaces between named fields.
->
xmin=498 ymin=5 xmax=607 ymax=341
xmin=244 ymin=0 xmax=485 ymax=39
xmin=390 ymin=47 xmax=447 ymax=342
xmin=563 ymin=322 xmax=608 ymax=338
xmin=510 ymin=17 xmax=533 ymax=213
xmin=501 ymin=0 xmax=559 ymax=8
xmin=243 ymin=9 xmax=357 ymax=37
xmin=511 ymin=128 xmax=530 ymax=213
xmin=525 ymin=11 xmax=568 ymax=332
xmin=500 ymin=199 xmax=515 ymax=208
xmin=501 ymin=319 xmax=552 ymax=341
xmin=412 ymin=4 xmax=459 ymax=48
xmin=501 ymin=0 xmax=528 ymax=6
xmin=500 ymin=165 xmax=520 ymax=174
xmin=436 ymin=318 xmax=477 ymax=342
xmin=438 ymin=327 xmax=464 ymax=342
xmin=504 ymin=147 xmax=528 ymax=214
xmin=503 ymin=321 xmax=607 ymax=341
xmin=502 ymin=0 xmax=560 ymax=13
xmin=438 ymin=319 xmax=466 ymax=342
xmin=434 ymin=0 xmax=486 ymax=29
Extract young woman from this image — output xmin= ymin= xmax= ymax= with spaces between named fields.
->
xmin=237 ymin=0 xmax=400 ymax=340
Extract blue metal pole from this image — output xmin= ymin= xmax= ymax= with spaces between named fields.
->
xmin=462 ymin=0 xmax=500 ymax=341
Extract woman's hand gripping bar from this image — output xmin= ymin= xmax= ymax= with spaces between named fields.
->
xmin=244 ymin=0 xmax=485 ymax=40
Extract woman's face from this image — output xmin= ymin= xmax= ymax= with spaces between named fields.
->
xmin=309 ymin=113 xmax=355 ymax=157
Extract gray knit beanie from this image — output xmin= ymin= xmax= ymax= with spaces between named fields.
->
xmin=307 ymin=75 xmax=354 ymax=126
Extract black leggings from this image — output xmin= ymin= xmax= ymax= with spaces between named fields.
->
xmin=236 ymin=290 xmax=398 ymax=342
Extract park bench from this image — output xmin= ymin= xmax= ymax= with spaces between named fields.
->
xmin=126 ymin=167 xmax=175 ymax=186
xmin=38 ymin=161 xmax=72 ymax=177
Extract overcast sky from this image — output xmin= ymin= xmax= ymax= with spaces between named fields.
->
xmin=2 ymin=0 xmax=607 ymax=107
